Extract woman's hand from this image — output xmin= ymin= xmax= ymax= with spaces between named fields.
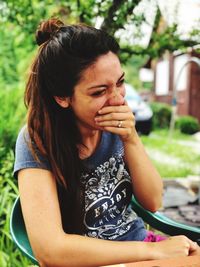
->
xmin=95 ymin=100 xmax=163 ymax=212
xmin=95 ymin=101 xmax=136 ymax=143
xmin=189 ymin=244 xmax=200 ymax=256
xmin=152 ymin=236 xmax=198 ymax=259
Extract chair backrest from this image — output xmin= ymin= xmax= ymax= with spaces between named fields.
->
xmin=10 ymin=196 xmax=38 ymax=265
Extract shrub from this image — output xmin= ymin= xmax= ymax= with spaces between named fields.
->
xmin=0 ymin=87 xmax=31 ymax=266
xmin=150 ymin=102 xmax=172 ymax=129
xmin=176 ymin=115 xmax=200 ymax=134
xmin=0 ymin=87 xmax=26 ymax=153
xmin=0 ymin=149 xmax=32 ymax=267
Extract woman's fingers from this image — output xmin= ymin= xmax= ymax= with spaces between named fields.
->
xmin=188 ymin=239 xmax=198 ymax=253
xmin=95 ymin=103 xmax=136 ymax=142
xmin=95 ymin=119 xmax=134 ymax=128
xmin=156 ymin=235 xmax=198 ymax=259
xmin=96 ymin=102 xmax=134 ymax=122
xmin=189 ymin=244 xmax=200 ymax=256
xmin=95 ymin=112 xmax=131 ymax=122
xmin=95 ymin=104 xmax=135 ymax=128
xmin=98 ymin=104 xmax=130 ymax=114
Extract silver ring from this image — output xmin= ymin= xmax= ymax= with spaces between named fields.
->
xmin=117 ymin=121 xmax=123 ymax=128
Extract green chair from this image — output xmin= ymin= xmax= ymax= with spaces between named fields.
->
xmin=131 ymin=197 xmax=200 ymax=242
xmin=10 ymin=196 xmax=200 ymax=265
xmin=10 ymin=196 xmax=38 ymax=265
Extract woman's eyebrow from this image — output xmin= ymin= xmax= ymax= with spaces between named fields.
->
xmin=117 ymin=72 xmax=125 ymax=82
xmin=87 ymin=72 xmax=125 ymax=90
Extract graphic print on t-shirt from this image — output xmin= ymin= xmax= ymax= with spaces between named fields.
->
xmin=82 ymin=150 xmax=137 ymax=240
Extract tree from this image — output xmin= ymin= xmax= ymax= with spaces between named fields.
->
xmin=1 ymin=0 xmax=200 ymax=85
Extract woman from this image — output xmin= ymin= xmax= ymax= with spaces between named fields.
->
xmin=14 ymin=18 xmax=198 ymax=267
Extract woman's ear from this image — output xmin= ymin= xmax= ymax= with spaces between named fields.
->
xmin=54 ymin=96 xmax=70 ymax=108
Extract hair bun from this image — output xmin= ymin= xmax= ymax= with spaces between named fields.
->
xmin=35 ymin=18 xmax=64 ymax=46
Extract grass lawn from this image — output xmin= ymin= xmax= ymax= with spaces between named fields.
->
xmin=141 ymin=129 xmax=200 ymax=178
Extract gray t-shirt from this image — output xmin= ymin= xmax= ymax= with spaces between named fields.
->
xmin=14 ymin=126 xmax=146 ymax=241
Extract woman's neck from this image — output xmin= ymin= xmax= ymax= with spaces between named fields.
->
xmin=78 ymin=130 xmax=102 ymax=159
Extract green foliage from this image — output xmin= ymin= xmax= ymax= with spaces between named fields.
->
xmin=0 ymin=0 xmax=199 ymax=87
xmin=0 ymin=84 xmax=29 ymax=265
xmin=150 ymin=102 xmax=172 ymax=129
xmin=147 ymin=24 xmax=197 ymax=58
xmin=100 ymin=0 xmax=141 ymax=35
xmin=0 ymin=0 xmax=52 ymax=35
xmin=176 ymin=115 xmax=200 ymax=135
xmin=0 ymin=28 xmax=17 ymax=84
xmin=0 ymin=22 xmax=35 ymax=87
xmin=0 ymin=149 xmax=32 ymax=266
xmin=123 ymin=54 xmax=149 ymax=89
xmin=0 ymin=87 xmax=26 ymax=153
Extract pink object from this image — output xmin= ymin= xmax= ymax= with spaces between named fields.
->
xmin=143 ymin=231 xmax=167 ymax=242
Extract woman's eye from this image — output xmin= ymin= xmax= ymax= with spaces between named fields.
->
xmin=91 ymin=90 xmax=106 ymax=96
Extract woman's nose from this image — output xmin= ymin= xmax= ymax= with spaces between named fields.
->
xmin=107 ymin=91 xmax=125 ymax=106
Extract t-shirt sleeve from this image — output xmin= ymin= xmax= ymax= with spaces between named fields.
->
xmin=13 ymin=126 xmax=51 ymax=178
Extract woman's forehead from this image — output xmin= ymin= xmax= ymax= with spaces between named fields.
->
xmin=79 ymin=52 xmax=123 ymax=84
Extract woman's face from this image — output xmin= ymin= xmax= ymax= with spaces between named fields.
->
xmin=69 ymin=52 xmax=125 ymax=133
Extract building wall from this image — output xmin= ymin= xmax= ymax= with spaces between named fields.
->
xmin=189 ymin=52 xmax=200 ymax=122
xmin=154 ymin=51 xmax=200 ymax=123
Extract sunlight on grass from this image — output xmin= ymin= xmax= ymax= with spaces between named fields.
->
xmin=141 ymin=129 xmax=200 ymax=178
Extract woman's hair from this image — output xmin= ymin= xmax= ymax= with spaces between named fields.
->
xmin=25 ymin=18 xmax=120 ymax=233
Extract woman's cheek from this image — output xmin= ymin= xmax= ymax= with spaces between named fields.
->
xmin=121 ymin=86 xmax=126 ymax=98
xmin=95 ymin=96 xmax=108 ymax=111
xmin=91 ymin=105 xmax=103 ymax=119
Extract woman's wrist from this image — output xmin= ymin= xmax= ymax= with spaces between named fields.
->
xmin=121 ymin=128 xmax=140 ymax=145
xmin=140 ymin=242 xmax=158 ymax=260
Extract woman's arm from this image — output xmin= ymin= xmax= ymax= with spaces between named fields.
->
xmin=18 ymin=168 xmax=152 ymax=266
xmin=18 ymin=168 xmax=197 ymax=267
xmin=95 ymin=102 xmax=163 ymax=212
xmin=123 ymin=129 xmax=163 ymax=212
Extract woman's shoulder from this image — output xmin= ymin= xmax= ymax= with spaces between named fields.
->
xmin=14 ymin=125 xmax=50 ymax=178
xmin=15 ymin=125 xmax=31 ymax=155
xmin=16 ymin=125 xmax=29 ymax=145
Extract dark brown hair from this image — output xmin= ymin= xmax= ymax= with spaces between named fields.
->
xmin=25 ymin=18 xmax=120 ymax=234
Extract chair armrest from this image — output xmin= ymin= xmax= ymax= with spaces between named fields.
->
xmin=131 ymin=197 xmax=200 ymax=242
xmin=10 ymin=196 xmax=38 ymax=265
xmin=9 ymin=195 xmax=200 ymax=265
